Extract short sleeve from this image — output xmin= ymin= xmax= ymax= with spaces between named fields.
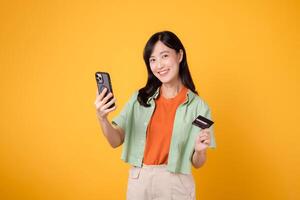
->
xmin=112 ymin=91 xmax=138 ymax=131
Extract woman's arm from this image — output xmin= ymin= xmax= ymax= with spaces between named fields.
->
xmin=192 ymin=129 xmax=211 ymax=168
xmin=95 ymin=88 xmax=125 ymax=148
xmin=97 ymin=116 xmax=125 ymax=148
xmin=192 ymin=149 xmax=207 ymax=168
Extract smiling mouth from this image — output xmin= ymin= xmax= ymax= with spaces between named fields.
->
xmin=158 ymin=69 xmax=169 ymax=75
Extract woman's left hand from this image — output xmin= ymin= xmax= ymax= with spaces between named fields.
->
xmin=194 ymin=128 xmax=211 ymax=152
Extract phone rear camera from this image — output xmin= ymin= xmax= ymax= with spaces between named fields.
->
xmin=96 ymin=74 xmax=104 ymax=83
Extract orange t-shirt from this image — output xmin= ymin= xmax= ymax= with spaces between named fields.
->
xmin=143 ymin=86 xmax=188 ymax=165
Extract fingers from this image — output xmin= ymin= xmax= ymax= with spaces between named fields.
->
xmin=102 ymin=97 xmax=116 ymax=110
xmin=197 ymin=135 xmax=210 ymax=143
xmin=95 ymin=88 xmax=114 ymax=106
xmin=197 ymin=136 xmax=210 ymax=145
xmin=200 ymin=128 xmax=210 ymax=134
xmin=98 ymin=103 xmax=117 ymax=117
xmin=197 ymin=129 xmax=211 ymax=145
xmin=94 ymin=88 xmax=116 ymax=118
xmin=105 ymin=104 xmax=117 ymax=113
xmin=199 ymin=129 xmax=210 ymax=138
xmin=101 ymin=92 xmax=113 ymax=105
xmin=95 ymin=94 xmax=115 ymax=110
xmin=95 ymin=87 xmax=108 ymax=101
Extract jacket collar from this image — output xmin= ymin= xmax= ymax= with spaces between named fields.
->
xmin=147 ymin=87 xmax=196 ymax=105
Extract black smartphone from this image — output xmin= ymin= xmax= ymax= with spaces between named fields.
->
xmin=95 ymin=72 xmax=115 ymax=109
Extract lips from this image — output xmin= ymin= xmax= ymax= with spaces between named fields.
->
xmin=158 ymin=69 xmax=169 ymax=76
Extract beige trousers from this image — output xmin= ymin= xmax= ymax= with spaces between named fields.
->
xmin=126 ymin=164 xmax=196 ymax=200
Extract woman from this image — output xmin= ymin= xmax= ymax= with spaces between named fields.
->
xmin=94 ymin=31 xmax=216 ymax=200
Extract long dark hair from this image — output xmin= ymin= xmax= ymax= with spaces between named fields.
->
xmin=137 ymin=31 xmax=198 ymax=107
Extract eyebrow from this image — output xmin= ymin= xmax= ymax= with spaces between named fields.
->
xmin=150 ymin=50 xmax=170 ymax=58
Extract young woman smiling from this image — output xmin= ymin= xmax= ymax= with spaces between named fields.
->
xmin=95 ymin=31 xmax=216 ymax=200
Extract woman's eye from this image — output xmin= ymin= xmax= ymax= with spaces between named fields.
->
xmin=162 ymin=54 xmax=168 ymax=58
xmin=150 ymin=58 xmax=155 ymax=62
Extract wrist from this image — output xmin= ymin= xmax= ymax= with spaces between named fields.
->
xmin=194 ymin=149 xmax=207 ymax=156
xmin=97 ymin=114 xmax=108 ymax=123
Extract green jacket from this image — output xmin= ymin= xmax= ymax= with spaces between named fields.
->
xmin=112 ymin=88 xmax=216 ymax=174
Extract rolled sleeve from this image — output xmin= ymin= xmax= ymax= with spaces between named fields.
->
xmin=112 ymin=108 xmax=127 ymax=131
xmin=112 ymin=91 xmax=137 ymax=131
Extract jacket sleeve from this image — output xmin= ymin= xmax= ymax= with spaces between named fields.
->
xmin=111 ymin=91 xmax=138 ymax=131
xmin=197 ymin=100 xmax=217 ymax=149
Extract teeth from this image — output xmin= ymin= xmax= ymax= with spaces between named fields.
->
xmin=159 ymin=70 xmax=168 ymax=75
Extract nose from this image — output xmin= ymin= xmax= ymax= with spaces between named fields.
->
xmin=157 ymin=59 xmax=164 ymax=69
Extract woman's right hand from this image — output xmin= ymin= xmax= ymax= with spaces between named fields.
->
xmin=94 ymin=88 xmax=117 ymax=120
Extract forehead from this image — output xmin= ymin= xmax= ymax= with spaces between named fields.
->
xmin=151 ymin=41 xmax=175 ymax=56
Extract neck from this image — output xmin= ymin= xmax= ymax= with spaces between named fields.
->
xmin=161 ymin=79 xmax=183 ymax=99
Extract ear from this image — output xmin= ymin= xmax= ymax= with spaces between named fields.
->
xmin=178 ymin=49 xmax=184 ymax=63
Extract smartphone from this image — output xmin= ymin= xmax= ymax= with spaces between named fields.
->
xmin=95 ymin=72 xmax=115 ymax=109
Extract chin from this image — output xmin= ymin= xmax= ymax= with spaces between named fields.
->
xmin=155 ymin=73 xmax=175 ymax=84
xmin=159 ymin=78 xmax=173 ymax=84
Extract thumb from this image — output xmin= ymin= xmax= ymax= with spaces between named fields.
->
xmin=195 ymin=134 xmax=202 ymax=144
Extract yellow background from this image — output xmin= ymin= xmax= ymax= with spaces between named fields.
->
xmin=1 ymin=0 xmax=299 ymax=199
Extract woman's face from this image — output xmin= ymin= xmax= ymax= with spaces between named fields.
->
xmin=149 ymin=41 xmax=183 ymax=85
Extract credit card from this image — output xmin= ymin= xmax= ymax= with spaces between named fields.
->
xmin=192 ymin=115 xmax=214 ymax=129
